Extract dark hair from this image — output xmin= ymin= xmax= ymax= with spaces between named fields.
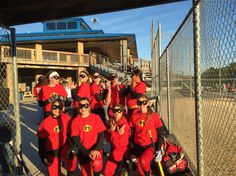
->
xmin=80 ymin=70 xmax=90 ymax=77
xmin=51 ymin=99 xmax=64 ymax=108
xmin=132 ymin=69 xmax=143 ymax=81
xmin=79 ymin=97 xmax=91 ymax=105
xmin=44 ymin=70 xmax=58 ymax=85
xmin=139 ymin=95 xmax=153 ymax=119
xmin=37 ymin=75 xmax=46 ymax=86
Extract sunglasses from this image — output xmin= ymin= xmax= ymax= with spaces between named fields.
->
xmin=80 ymin=74 xmax=86 ymax=78
xmin=52 ymin=76 xmax=60 ymax=80
xmin=79 ymin=103 xmax=90 ymax=109
xmin=112 ymin=108 xmax=122 ymax=113
xmin=52 ymin=105 xmax=63 ymax=110
xmin=93 ymin=76 xmax=100 ymax=79
xmin=137 ymin=100 xmax=148 ymax=106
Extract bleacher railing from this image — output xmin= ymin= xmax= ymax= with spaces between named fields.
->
xmin=152 ymin=0 xmax=236 ymax=176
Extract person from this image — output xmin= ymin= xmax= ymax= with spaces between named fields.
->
xmin=36 ymin=99 xmax=76 ymax=176
xmin=90 ymin=72 xmax=109 ymax=124
xmin=129 ymin=95 xmax=164 ymax=176
xmin=70 ymin=70 xmax=91 ymax=117
xmin=33 ymin=75 xmax=46 ymax=124
xmin=60 ymin=78 xmax=73 ymax=115
xmin=41 ymin=70 xmax=67 ymax=118
xmin=70 ymin=97 xmax=106 ymax=176
xmin=107 ymin=73 xmax=126 ymax=118
xmin=104 ymin=104 xmax=131 ymax=176
xmin=124 ymin=69 xmax=146 ymax=121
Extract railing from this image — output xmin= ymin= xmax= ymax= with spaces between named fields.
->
xmin=152 ymin=0 xmax=236 ymax=175
xmin=0 ymin=46 xmax=89 ymax=66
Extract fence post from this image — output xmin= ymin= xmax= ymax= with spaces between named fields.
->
xmin=193 ymin=0 xmax=204 ymax=176
xmin=166 ymin=49 xmax=171 ymax=133
xmin=10 ymin=28 xmax=21 ymax=155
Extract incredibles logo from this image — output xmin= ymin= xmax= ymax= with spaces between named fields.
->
xmin=83 ymin=124 xmax=92 ymax=132
xmin=138 ymin=120 xmax=146 ymax=127
xmin=54 ymin=125 xmax=62 ymax=133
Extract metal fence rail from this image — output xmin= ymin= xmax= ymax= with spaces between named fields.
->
xmin=0 ymin=26 xmax=21 ymax=174
xmin=152 ymin=0 xmax=236 ymax=175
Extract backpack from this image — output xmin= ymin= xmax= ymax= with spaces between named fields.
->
xmin=161 ymin=138 xmax=189 ymax=175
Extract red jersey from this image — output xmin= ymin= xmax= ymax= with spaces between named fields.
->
xmin=110 ymin=84 xmax=126 ymax=107
xmin=107 ymin=117 xmax=131 ymax=149
xmin=127 ymin=81 xmax=146 ymax=107
xmin=70 ymin=113 xmax=106 ymax=149
xmin=37 ymin=113 xmax=71 ymax=151
xmin=90 ymin=83 xmax=104 ymax=109
xmin=42 ymin=84 xmax=67 ymax=112
xmin=73 ymin=82 xmax=91 ymax=108
xmin=130 ymin=111 xmax=163 ymax=147
xmin=33 ymin=85 xmax=43 ymax=101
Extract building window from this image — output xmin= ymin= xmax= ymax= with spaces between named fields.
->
xmin=46 ymin=23 xmax=56 ymax=30
xmin=57 ymin=22 xmax=66 ymax=30
xmin=68 ymin=21 xmax=77 ymax=29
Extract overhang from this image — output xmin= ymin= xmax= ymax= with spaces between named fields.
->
xmin=0 ymin=0 xmax=184 ymax=26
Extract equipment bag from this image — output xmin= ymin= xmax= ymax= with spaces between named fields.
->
xmin=161 ymin=139 xmax=189 ymax=175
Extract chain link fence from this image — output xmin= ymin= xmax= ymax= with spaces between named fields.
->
xmin=152 ymin=0 xmax=236 ymax=175
xmin=0 ymin=26 xmax=21 ymax=174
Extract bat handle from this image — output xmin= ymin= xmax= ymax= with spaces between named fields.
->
xmin=158 ymin=161 xmax=165 ymax=176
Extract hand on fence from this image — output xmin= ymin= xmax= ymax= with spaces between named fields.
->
xmin=154 ymin=150 xmax=162 ymax=162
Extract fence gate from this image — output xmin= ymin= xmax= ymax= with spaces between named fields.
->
xmin=0 ymin=26 xmax=21 ymax=174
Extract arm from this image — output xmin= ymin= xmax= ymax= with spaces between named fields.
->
xmin=71 ymin=88 xmax=82 ymax=101
xmin=95 ymin=92 xmax=104 ymax=102
xmin=122 ymin=86 xmax=130 ymax=97
xmin=72 ymin=136 xmax=90 ymax=155
xmin=94 ymin=132 xmax=104 ymax=151
xmin=38 ymin=138 xmax=46 ymax=159
xmin=129 ymin=87 xmax=143 ymax=98
xmin=155 ymin=126 xmax=165 ymax=151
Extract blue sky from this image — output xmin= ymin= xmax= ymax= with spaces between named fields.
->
xmin=14 ymin=0 xmax=192 ymax=60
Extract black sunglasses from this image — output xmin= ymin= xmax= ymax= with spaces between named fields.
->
xmin=80 ymin=74 xmax=86 ymax=78
xmin=52 ymin=105 xmax=63 ymax=110
xmin=79 ymin=103 xmax=90 ymax=109
xmin=53 ymin=76 xmax=60 ymax=80
xmin=93 ymin=76 xmax=100 ymax=79
xmin=112 ymin=108 xmax=122 ymax=113
xmin=137 ymin=100 xmax=148 ymax=106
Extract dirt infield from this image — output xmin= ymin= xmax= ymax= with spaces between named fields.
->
xmin=160 ymin=93 xmax=236 ymax=176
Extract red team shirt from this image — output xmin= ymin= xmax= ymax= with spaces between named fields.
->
xmin=33 ymin=85 xmax=43 ymax=101
xmin=73 ymin=82 xmax=91 ymax=108
xmin=70 ymin=113 xmax=106 ymax=149
xmin=110 ymin=84 xmax=126 ymax=107
xmin=90 ymin=83 xmax=104 ymax=109
xmin=41 ymin=84 xmax=67 ymax=112
xmin=107 ymin=117 xmax=131 ymax=149
xmin=37 ymin=113 xmax=71 ymax=151
xmin=127 ymin=81 xmax=146 ymax=107
xmin=130 ymin=111 xmax=163 ymax=147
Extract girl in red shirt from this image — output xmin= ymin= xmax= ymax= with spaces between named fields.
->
xmin=37 ymin=99 xmax=76 ymax=176
xmin=70 ymin=97 xmax=106 ymax=176
xmin=104 ymin=104 xmax=131 ymax=176
xmin=70 ymin=70 xmax=91 ymax=117
xmin=129 ymin=95 xmax=164 ymax=176
xmin=41 ymin=70 xmax=67 ymax=118
xmin=123 ymin=69 xmax=146 ymax=121
xmin=90 ymin=72 xmax=109 ymax=124
xmin=107 ymin=74 xmax=126 ymax=118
